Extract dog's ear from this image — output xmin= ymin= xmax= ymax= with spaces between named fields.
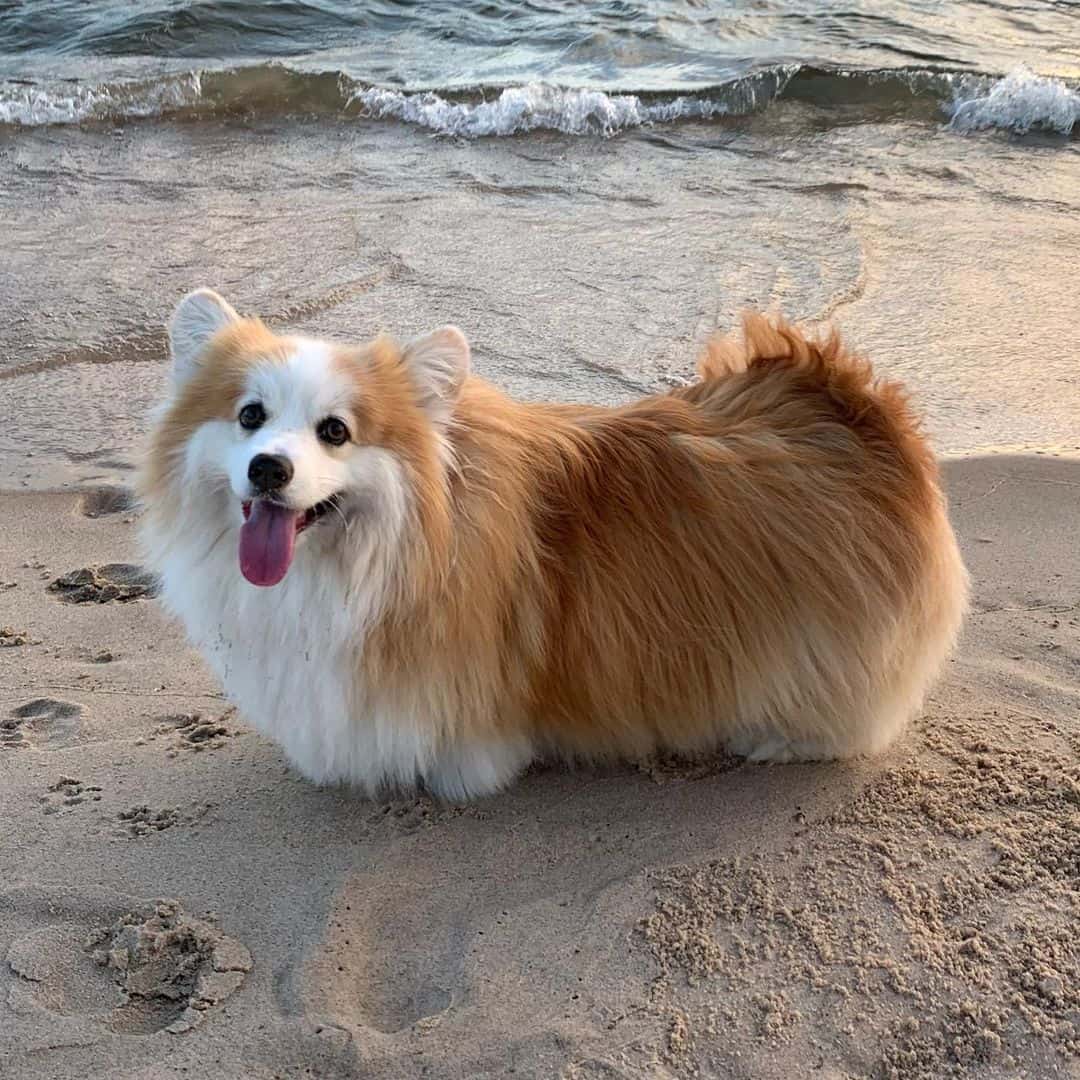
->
xmin=168 ymin=289 xmax=239 ymax=386
xmin=402 ymin=326 xmax=470 ymax=424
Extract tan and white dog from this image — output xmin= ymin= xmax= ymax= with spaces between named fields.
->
xmin=137 ymin=290 xmax=968 ymax=799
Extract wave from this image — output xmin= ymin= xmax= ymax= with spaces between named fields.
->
xmin=948 ymin=66 xmax=1079 ymax=136
xmin=0 ymin=70 xmax=205 ymax=126
xmin=348 ymin=73 xmax=794 ymax=137
xmin=1 ymin=63 xmax=1077 ymax=138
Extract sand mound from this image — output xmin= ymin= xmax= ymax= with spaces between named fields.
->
xmin=641 ymin=709 xmax=1080 ymax=1078
xmin=85 ymin=901 xmax=252 ymax=1035
xmin=48 ymin=564 xmax=158 ymax=603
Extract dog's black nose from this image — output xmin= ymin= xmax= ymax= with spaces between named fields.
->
xmin=248 ymin=453 xmax=293 ymax=493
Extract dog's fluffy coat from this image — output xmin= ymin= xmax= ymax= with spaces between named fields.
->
xmin=138 ymin=290 xmax=968 ymax=799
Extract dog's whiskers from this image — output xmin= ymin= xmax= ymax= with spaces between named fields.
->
xmin=327 ymin=497 xmax=351 ymax=538
xmin=308 ymin=478 xmax=353 ymax=540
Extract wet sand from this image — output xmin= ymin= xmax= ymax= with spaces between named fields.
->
xmin=3 ymin=118 xmax=1080 ymax=493
xmin=1 ymin=454 xmax=1078 ymax=1079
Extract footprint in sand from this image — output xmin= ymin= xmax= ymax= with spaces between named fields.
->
xmin=156 ymin=709 xmax=238 ymax=754
xmin=6 ymin=900 xmax=252 ymax=1036
xmin=117 ymin=806 xmax=181 ymax=837
xmin=40 ymin=775 xmax=102 ymax=814
xmin=636 ymin=749 xmax=742 ymax=784
xmin=115 ymin=803 xmax=213 ymax=838
xmin=77 ymin=485 xmax=135 ymax=519
xmin=48 ymin=564 xmax=159 ymax=604
xmin=2 ymin=698 xmax=82 ymax=750
xmin=365 ymin=797 xmax=476 ymax=836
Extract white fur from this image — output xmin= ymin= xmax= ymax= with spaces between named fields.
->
xmin=142 ymin=338 xmax=532 ymax=799
xmin=145 ymin=309 xmax=964 ymax=796
xmin=230 ymin=339 xmax=358 ymax=510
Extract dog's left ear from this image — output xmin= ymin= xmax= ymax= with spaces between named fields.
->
xmin=402 ymin=326 xmax=470 ymax=424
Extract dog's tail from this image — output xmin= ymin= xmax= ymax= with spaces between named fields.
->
xmin=698 ymin=311 xmax=929 ymax=462
xmin=699 ymin=312 xmax=875 ymax=416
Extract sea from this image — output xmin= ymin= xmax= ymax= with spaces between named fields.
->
xmin=1 ymin=1 xmax=1079 ymax=489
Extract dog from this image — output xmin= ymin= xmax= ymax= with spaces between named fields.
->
xmin=137 ymin=289 xmax=968 ymax=800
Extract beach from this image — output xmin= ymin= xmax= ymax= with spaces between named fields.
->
xmin=2 ymin=2 xmax=1080 ymax=1074
xmin=2 ymin=455 xmax=1079 ymax=1078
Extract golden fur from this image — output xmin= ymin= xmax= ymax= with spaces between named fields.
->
xmin=140 ymin=304 xmax=968 ymax=791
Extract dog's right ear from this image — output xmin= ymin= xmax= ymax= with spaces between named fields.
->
xmin=168 ymin=289 xmax=239 ymax=386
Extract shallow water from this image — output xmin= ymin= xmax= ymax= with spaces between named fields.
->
xmin=0 ymin=2 xmax=1078 ymax=490
xmin=2 ymin=0 xmax=1079 ymax=131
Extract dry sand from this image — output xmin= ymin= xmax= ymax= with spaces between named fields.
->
xmin=1 ymin=453 xmax=1078 ymax=1079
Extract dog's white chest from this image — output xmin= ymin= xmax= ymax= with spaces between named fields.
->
xmin=158 ymin=540 xmax=529 ymax=798
xmin=161 ymin=544 xmax=435 ymax=792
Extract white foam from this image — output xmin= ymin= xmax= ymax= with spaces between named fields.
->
xmin=5 ymin=63 xmax=1075 ymax=138
xmin=349 ymin=82 xmax=740 ymax=137
xmin=949 ymin=66 xmax=1079 ymax=136
xmin=0 ymin=72 xmax=202 ymax=126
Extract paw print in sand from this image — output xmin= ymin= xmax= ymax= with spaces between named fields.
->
xmin=2 ymin=698 xmax=82 ymax=750
xmin=156 ymin=708 xmax=239 ymax=754
xmin=116 ymin=803 xmax=213 ymax=838
xmin=41 ymin=775 xmax=102 ymax=814
xmin=88 ymin=902 xmax=252 ymax=1034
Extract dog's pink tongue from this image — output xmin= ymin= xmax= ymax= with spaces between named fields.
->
xmin=239 ymin=501 xmax=302 ymax=587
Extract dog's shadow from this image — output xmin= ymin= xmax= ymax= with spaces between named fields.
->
xmin=268 ymin=745 xmax=880 ymax=1061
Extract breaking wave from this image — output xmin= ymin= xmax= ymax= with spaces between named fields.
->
xmin=1 ymin=63 xmax=1076 ymax=138
xmin=948 ymin=66 xmax=1080 ymax=136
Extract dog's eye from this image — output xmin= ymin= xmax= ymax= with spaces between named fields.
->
xmin=317 ymin=417 xmax=350 ymax=447
xmin=238 ymin=402 xmax=266 ymax=430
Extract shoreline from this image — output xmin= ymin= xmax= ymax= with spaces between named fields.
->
xmin=3 ymin=115 xmax=1080 ymax=496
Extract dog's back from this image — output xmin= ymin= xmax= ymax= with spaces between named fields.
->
xmin=432 ymin=314 xmax=969 ymax=764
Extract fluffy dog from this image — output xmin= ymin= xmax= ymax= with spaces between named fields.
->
xmin=137 ymin=290 xmax=968 ymax=799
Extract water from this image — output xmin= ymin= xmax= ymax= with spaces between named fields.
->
xmin=1 ymin=1 xmax=1078 ymax=133
xmin=1 ymin=2 xmax=1079 ymax=491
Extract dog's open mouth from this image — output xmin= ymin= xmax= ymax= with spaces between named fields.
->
xmin=238 ymin=495 xmax=342 ymax=588
xmin=240 ymin=496 xmax=339 ymax=531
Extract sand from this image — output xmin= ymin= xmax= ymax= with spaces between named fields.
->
xmin=0 ymin=453 xmax=1077 ymax=1079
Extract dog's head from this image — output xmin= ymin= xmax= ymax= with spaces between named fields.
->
xmin=141 ymin=288 xmax=468 ymax=587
